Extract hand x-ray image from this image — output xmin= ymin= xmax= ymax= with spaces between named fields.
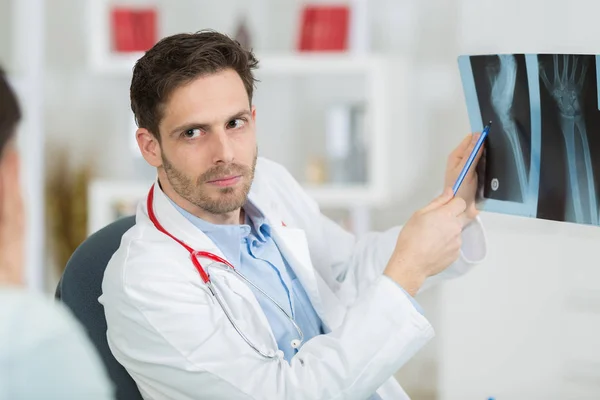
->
xmin=458 ymin=53 xmax=600 ymax=227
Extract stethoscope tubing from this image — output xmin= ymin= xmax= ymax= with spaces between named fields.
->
xmin=147 ymin=185 xmax=304 ymax=359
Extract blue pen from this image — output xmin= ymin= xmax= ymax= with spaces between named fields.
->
xmin=452 ymin=121 xmax=492 ymax=195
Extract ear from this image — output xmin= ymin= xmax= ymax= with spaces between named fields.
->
xmin=136 ymin=128 xmax=162 ymax=168
xmin=251 ymin=105 xmax=256 ymax=123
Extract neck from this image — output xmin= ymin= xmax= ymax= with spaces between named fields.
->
xmin=158 ymin=177 xmax=244 ymax=225
xmin=198 ymin=208 xmax=242 ymax=225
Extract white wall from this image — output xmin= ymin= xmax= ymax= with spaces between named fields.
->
xmin=439 ymin=213 xmax=600 ymax=400
xmin=0 ymin=0 xmax=12 ymax=69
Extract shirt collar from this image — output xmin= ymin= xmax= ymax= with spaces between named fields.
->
xmin=166 ymin=198 xmax=249 ymax=266
xmin=165 ymin=197 xmax=272 ymax=258
xmin=243 ymin=201 xmax=271 ymax=242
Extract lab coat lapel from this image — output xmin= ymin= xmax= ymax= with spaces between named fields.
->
xmin=248 ymin=181 xmax=345 ymax=330
xmin=246 ymin=188 xmax=334 ymax=330
xmin=270 ymin=224 xmax=331 ymax=328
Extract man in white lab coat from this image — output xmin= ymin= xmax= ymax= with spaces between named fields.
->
xmin=100 ymin=30 xmax=487 ymax=400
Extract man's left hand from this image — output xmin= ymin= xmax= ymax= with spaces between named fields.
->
xmin=443 ymin=133 xmax=484 ymax=226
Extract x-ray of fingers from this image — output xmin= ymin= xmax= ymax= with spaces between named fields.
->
xmin=458 ymin=53 xmax=600 ymax=227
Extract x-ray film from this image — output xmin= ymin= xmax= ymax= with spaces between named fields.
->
xmin=458 ymin=54 xmax=600 ymax=227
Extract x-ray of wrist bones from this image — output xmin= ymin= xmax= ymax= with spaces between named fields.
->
xmin=540 ymin=55 xmax=598 ymax=225
xmin=488 ymin=55 xmax=530 ymax=202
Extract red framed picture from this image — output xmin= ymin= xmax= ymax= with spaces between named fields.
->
xmin=298 ymin=4 xmax=350 ymax=52
xmin=111 ymin=7 xmax=158 ymax=53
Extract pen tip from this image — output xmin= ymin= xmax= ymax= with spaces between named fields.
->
xmin=488 ymin=120 xmax=493 ymax=125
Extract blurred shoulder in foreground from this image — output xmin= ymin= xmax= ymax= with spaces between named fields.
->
xmin=0 ymin=286 xmax=115 ymax=399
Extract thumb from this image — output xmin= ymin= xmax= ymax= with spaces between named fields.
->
xmin=421 ymin=187 xmax=454 ymax=213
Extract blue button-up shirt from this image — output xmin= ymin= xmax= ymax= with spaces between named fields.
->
xmin=171 ymin=200 xmax=421 ymax=399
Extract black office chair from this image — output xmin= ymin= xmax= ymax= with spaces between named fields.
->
xmin=55 ymin=215 xmax=143 ymax=400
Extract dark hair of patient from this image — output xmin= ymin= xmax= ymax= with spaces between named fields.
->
xmin=0 ymin=67 xmax=21 ymax=155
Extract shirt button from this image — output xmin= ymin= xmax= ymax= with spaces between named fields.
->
xmin=290 ymin=339 xmax=302 ymax=349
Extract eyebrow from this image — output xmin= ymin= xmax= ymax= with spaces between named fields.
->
xmin=169 ymin=109 xmax=252 ymax=137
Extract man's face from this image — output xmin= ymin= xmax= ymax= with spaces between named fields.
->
xmin=156 ymin=69 xmax=257 ymax=215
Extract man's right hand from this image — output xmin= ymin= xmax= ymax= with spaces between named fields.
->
xmin=383 ymin=188 xmax=467 ymax=296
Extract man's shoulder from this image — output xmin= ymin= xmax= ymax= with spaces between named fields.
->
xmin=252 ymin=156 xmax=318 ymax=210
xmin=103 ymin=218 xmax=198 ymax=289
xmin=254 ymin=157 xmax=292 ymax=181
xmin=104 ymin=221 xmax=167 ymax=282
xmin=253 ymin=157 xmax=308 ymax=199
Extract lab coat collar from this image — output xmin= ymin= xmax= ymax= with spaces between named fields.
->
xmin=144 ymin=177 xmax=332 ymax=329
xmin=144 ymin=180 xmax=226 ymax=259
xmin=145 ymin=178 xmax=275 ymax=259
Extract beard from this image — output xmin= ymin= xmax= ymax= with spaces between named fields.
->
xmin=162 ymin=151 xmax=257 ymax=215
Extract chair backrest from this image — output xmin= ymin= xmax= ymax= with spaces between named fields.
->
xmin=55 ymin=215 xmax=143 ymax=400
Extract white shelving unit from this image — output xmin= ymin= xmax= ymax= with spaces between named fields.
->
xmin=5 ymin=0 xmax=46 ymax=292
xmin=86 ymin=0 xmax=393 ymax=236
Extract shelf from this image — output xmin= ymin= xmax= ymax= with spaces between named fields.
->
xmin=91 ymin=51 xmax=383 ymax=76
xmin=303 ymin=184 xmax=386 ymax=207
xmin=88 ymin=0 xmax=384 ymax=77
xmin=91 ymin=51 xmax=142 ymax=75
xmin=257 ymin=53 xmax=383 ymax=75
xmin=88 ymin=179 xmax=386 ymax=234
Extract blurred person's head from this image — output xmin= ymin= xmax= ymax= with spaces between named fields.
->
xmin=0 ymin=67 xmax=24 ymax=285
xmin=0 ymin=68 xmax=20 ymax=157
xmin=131 ymin=30 xmax=259 ymax=222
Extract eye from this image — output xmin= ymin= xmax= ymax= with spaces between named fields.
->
xmin=182 ymin=128 xmax=202 ymax=139
xmin=227 ymin=118 xmax=246 ymax=130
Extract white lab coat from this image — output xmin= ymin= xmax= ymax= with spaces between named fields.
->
xmin=100 ymin=157 xmax=487 ymax=400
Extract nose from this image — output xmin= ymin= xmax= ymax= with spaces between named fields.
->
xmin=209 ymin=129 xmax=234 ymax=165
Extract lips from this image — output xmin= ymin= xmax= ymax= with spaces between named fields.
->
xmin=207 ymin=175 xmax=241 ymax=187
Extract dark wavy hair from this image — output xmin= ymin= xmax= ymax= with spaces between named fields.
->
xmin=130 ymin=29 xmax=259 ymax=140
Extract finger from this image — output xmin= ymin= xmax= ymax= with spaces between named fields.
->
xmin=469 ymin=141 xmax=485 ymax=174
xmin=459 ymin=204 xmax=480 ymax=227
xmin=421 ymin=187 xmax=454 ymax=213
xmin=462 ymin=132 xmax=481 ymax=157
xmin=464 ymin=133 xmax=485 ymax=175
xmin=459 ymin=133 xmax=484 ymax=177
xmin=447 ymin=134 xmax=473 ymax=165
xmin=444 ymin=196 xmax=467 ymax=216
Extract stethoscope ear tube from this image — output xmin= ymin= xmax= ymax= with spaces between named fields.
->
xmin=206 ymin=280 xmax=217 ymax=297
xmin=207 ymin=279 xmax=278 ymax=359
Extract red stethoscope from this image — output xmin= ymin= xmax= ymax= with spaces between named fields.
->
xmin=146 ymin=185 xmax=304 ymax=357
